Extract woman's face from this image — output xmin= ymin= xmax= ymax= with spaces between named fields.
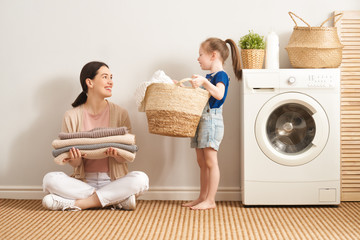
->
xmin=90 ymin=66 xmax=113 ymax=98
xmin=197 ymin=46 xmax=213 ymax=70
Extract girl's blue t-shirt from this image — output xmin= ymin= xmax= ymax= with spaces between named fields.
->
xmin=206 ymin=71 xmax=229 ymax=109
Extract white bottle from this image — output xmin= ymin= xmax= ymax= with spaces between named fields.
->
xmin=265 ymin=32 xmax=279 ymax=69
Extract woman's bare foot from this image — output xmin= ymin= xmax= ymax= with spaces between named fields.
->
xmin=182 ymin=198 xmax=204 ymax=207
xmin=190 ymin=200 xmax=216 ymax=210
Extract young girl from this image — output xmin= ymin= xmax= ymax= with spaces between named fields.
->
xmin=42 ymin=61 xmax=149 ymax=211
xmin=183 ymin=38 xmax=241 ymax=210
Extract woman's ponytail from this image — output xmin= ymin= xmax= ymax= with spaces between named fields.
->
xmin=71 ymin=91 xmax=87 ymax=108
xmin=71 ymin=61 xmax=109 ymax=108
xmin=225 ymin=39 xmax=242 ymax=80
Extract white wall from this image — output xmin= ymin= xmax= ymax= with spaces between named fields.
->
xmin=0 ymin=0 xmax=358 ymax=199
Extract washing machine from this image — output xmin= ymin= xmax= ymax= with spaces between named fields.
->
xmin=241 ymin=69 xmax=340 ymax=205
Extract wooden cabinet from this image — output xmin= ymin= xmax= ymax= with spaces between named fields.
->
xmin=335 ymin=10 xmax=360 ymax=201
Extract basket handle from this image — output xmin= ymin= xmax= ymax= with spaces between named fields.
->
xmin=320 ymin=13 xmax=343 ymax=27
xmin=175 ymin=78 xmax=194 ymax=87
xmin=288 ymin=12 xmax=311 ymax=27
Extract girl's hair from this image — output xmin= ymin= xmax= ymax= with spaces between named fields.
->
xmin=201 ymin=38 xmax=242 ymax=80
xmin=71 ymin=61 xmax=109 ymax=108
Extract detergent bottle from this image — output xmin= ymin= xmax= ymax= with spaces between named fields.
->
xmin=265 ymin=31 xmax=279 ymax=69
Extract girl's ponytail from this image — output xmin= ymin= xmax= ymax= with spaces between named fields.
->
xmin=225 ymin=39 xmax=242 ymax=80
xmin=71 ymin=91 xmax=87 ymax=108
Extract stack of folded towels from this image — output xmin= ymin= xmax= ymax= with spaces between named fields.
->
xmin=52 ymin=127 xmax=138 ymax=165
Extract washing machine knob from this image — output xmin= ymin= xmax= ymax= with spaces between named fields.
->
xmin=288 ymin=77 xmax=296 ymax=85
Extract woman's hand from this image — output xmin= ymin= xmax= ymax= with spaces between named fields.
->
xmin=191 ymin=75 xmax=207 ymax=88
xmin=105 ymin=147 xmax=127 ymax=163
xmin=63 ymin=147 xmax=84 ymax=167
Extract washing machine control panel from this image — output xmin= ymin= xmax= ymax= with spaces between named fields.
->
xmin=284 ymin=74 xmax=336 ymax=89
xmin=307 ymin=74 xmax=335 ymax=88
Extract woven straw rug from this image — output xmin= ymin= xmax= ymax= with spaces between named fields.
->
xmin=1 ymin=199 xmax=359 ymax=240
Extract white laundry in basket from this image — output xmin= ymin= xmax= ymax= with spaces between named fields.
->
xmin=135 ymin=70 xmax=174 ymax=112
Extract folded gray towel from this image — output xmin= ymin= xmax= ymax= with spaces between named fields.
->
xmin=58 ymin=127 xmax=128 ymax=140
xmin=52 ymin=142 xmax=138 ymax=157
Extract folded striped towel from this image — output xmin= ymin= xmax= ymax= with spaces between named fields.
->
xmin=52 ymin=143 xmax=138 ymax=157
xmin=58 ymin=127 xmax=128 ymax=140
xmin=54 ymin=148 xmax=136 ymax=165
xmin=52 ymin=134 xmax=135 ymax=149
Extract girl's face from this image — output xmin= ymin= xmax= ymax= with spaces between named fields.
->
xmin=197 ymin=46 xmax=213 ymax=70
xmin=89 ymin=66 xmax=113 ymax=98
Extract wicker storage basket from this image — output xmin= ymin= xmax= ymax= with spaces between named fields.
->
xmin=144 ymin=78 xmax=210 ymax=137
xmin=286 ymin=12 xmax=343 ymax=68
xmin=241 ymin=49 xmax=265 ymax=69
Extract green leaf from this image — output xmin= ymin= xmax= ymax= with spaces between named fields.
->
xmin=238 ymin=30 xmax=265 ymax=49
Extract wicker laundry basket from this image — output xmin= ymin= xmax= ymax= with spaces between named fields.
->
xmin=144 ymin=79 xmax=210 ymax=137
xmin=286 ymin=12 xmax=343 ymax=68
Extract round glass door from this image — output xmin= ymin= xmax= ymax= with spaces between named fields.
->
xmin=267 ymin=103 xmax=316 ymax=154
xmin=255 ymin=93 xmax=329 ymax=166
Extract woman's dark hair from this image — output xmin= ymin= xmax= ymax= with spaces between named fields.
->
xmin=71 ymin=61 xmax=109 ymax=107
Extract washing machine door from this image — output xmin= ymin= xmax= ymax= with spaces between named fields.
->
xmin=255 ymin=92 xmax=329 ymax=166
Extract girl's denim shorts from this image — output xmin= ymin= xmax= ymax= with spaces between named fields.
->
xmin=191 ymin=104 xmax=224 ymax=151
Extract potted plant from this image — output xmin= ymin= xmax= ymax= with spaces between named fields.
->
xmin=238 ymin=30 xmax=265 ymax=69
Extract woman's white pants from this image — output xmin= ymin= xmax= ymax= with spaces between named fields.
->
xmin=43 ymin=171 xmax=149 ymax=207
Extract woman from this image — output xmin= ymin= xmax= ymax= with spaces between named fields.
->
xmin=42 ymin=61 xmax=149 ymax=211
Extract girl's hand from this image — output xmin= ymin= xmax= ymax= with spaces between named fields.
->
xmin=191 ymin=74 xmax=225 ymax=100
xmin=191 ymin=75 xmax=207 ymax=88
xmin=105 ymin=147 xmax=127 ymax=163
xmin=63 ymin=147 xmax=84 ymax=167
